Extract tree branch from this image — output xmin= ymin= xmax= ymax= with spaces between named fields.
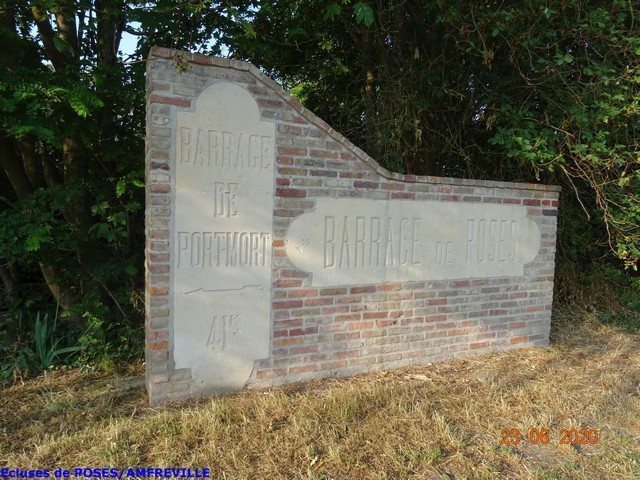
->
xmin=0 ymin=134 xmax=33 ymax=201
xmin=30 ymin=4 xmax=69 ymax=70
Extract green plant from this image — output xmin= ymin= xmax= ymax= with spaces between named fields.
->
xmin=596 ymin=311 xmax=640 ymax=334
xmin=32 ymin=306 xmax=80 ymax=371
xmin=0 ymin=305 xmax=81 ymax=384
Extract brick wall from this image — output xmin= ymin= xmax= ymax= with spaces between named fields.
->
xmin=145 ymin=47 xmax=559 ymax=405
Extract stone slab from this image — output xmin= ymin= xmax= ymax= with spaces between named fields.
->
xmin=173 ymin=82 xmax=275 ymax=388
xmin=286 ymin=198 xmax=541 ymax=286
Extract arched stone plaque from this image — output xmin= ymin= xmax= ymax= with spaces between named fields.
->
xmin=172 ymin=83 xmax=274 ymax=390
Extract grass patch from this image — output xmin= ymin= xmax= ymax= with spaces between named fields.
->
xmin=596 ymin=311 xmax=640 ymax=334
xmin=1 ymin=308 xmax=639 ymax=478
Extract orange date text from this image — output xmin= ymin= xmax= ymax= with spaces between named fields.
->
xmin=500 ymin=428 xmax=599 ymax=445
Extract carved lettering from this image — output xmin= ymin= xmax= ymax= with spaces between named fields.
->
xmin=322 ymin=215 xmax=423 ymax=269
xmin=207 ymin=314 xmax=240 ymax=352
xmin=466 ymin=219 xmax=518 ymax=265
xmin=214 ymin=182 xmax=238 ymax=218
xmin=324 ymin=216 xmax=335 ymax=268
xmin=177 ymin=231 xmax=270 ymax=268
xmin=436 ymin=241 xmax=454 ymax=265
xmin=179 ymin=128 xmax=273 ymax=170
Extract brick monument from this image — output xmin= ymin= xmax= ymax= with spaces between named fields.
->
xmin=145 ymin=47 xmax=560 ymax=405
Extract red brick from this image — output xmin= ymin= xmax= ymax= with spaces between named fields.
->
xmin=290 ymin=327 xmax=318 ymax=336
xmin=350 ymin=285 xmax=376 ymax=294
xmin=150 ymin=184 xmax=171 ymax=193
xmin=509 ymin=322 xmax=526 ymax=329
xmin=150 ymin=161 xmax=169 ymax=171
xmin=509 ymin=292 xmax=528 ymax=299
xmin=334 ymin=332 xmax=360 ymax=341
xmin=510 ymin=336 xmax=528 ymax=344
xmin=149 ymin=264 xmax=169 ymax=274
xmin=273 ymin=300 xmax=303 ymax=309
xmin=280 ymin=269 xmax=309 ymax=278
xmin=277 ymin=146 xmax=306 ymax=156
xmin=274 ymin=319 xmax=303 ymax=328
xmin=273 ymin=338 xmax=303 ymax=347
xmin=375 ymin=319 xmax=397 ymax=327
xmin=389 ymin=293 xmax=413 ymax=300
xmin=256 ymin=368 xmax=287 ymax=379
xmin=448 ymin=328 xmax=469 ymax=336
xmin=149 ymin=287 xmax=168 ymax=295
xmin=305 ymin=297 xmax=333 ymax=306
xmin=363 ymin=311 xmax=389 ymax=319
xmin=382 ymin=183 xmax=405 ymax=191
xmin=310 ymin=169 xmax=338 ymax=177
xmin=258 ymin=98 xmax=283 ymax=108
xmin=149 ymin=331 xmax=169 ymax=340
xmin=289 ymin=365 xmax=318 ymax=375
xmin=321 ymin=287 xmax=348 ymax=296
xmin=276 ymin=188 xmax=307 ymax=198
xmin=289 ymin=288 xmax=318 ymax=298
xmin=321 ymin=360 xmax=348 ymax=370
xmin=149 ymin=341 xmax=169 ymax=350
xmin=290 ymin=345 xmax=318 ymax=355
xmin=277 ymin=156 xmax=293 ymax=165
xmin=339 ymin=171 xmax=364 ymax=179
xmin=273 ymin=279 xmax=302 ymax=288
xmin=322 ymin=306 xmax=349 ymax=314
xmin=150 ymin=94 xmax=191 ymax=107
xmin=309 ymin=149 xmax=338 ymax=158
xmin=334 ymin=350 xmax=358 ymax=359
xmin=391 ymin=192 xmax=415 ymax=199
xmin=347 ymin=321 xmax=373 ymax=330
xmin=353 ymin=181 xmax=378 ymax=189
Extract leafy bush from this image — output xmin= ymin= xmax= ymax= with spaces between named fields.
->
xmin=0 ymin=299 xmax=144 ymax=385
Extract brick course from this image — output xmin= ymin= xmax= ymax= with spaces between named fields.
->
xmin=145 ymin=48 xmax=560 ymax=405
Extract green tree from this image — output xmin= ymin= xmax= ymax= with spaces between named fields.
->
xmin=0 ymin=1 xmax=254 ymax=325
xmin=236 ymin=0 xmax=640 ymax=270
xmin=0 ymin=0 xmax=142 ymax=322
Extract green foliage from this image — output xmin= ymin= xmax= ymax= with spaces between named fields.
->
xmin=596 ymin=311 xmax=640 ymax=334
xmin=236 ymin=0 xmax=640 ymax=274
xmin=0 ymin=298 xmax=144 ymax=385
xmin=0 ymin=1 xmax=258 ymax=377
xmin=32 ymin=309 xmax=80 ymax=370
xmin=353 ymin=2 xmax=374 ymax=27
xmin=0 ymin=307 xmax=80 ymax=384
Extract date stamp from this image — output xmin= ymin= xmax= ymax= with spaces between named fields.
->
xmin=501 ymin=428 xmax=599 ymax=445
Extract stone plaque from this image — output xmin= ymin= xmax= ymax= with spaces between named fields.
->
xmin=286 ymin=198 xmax=541 ymax=286
xmin=173 ymin=83 xmax=274 ymax=389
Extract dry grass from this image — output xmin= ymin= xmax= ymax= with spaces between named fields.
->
xmin=1 ymin=309 xmax=639 ymax=479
